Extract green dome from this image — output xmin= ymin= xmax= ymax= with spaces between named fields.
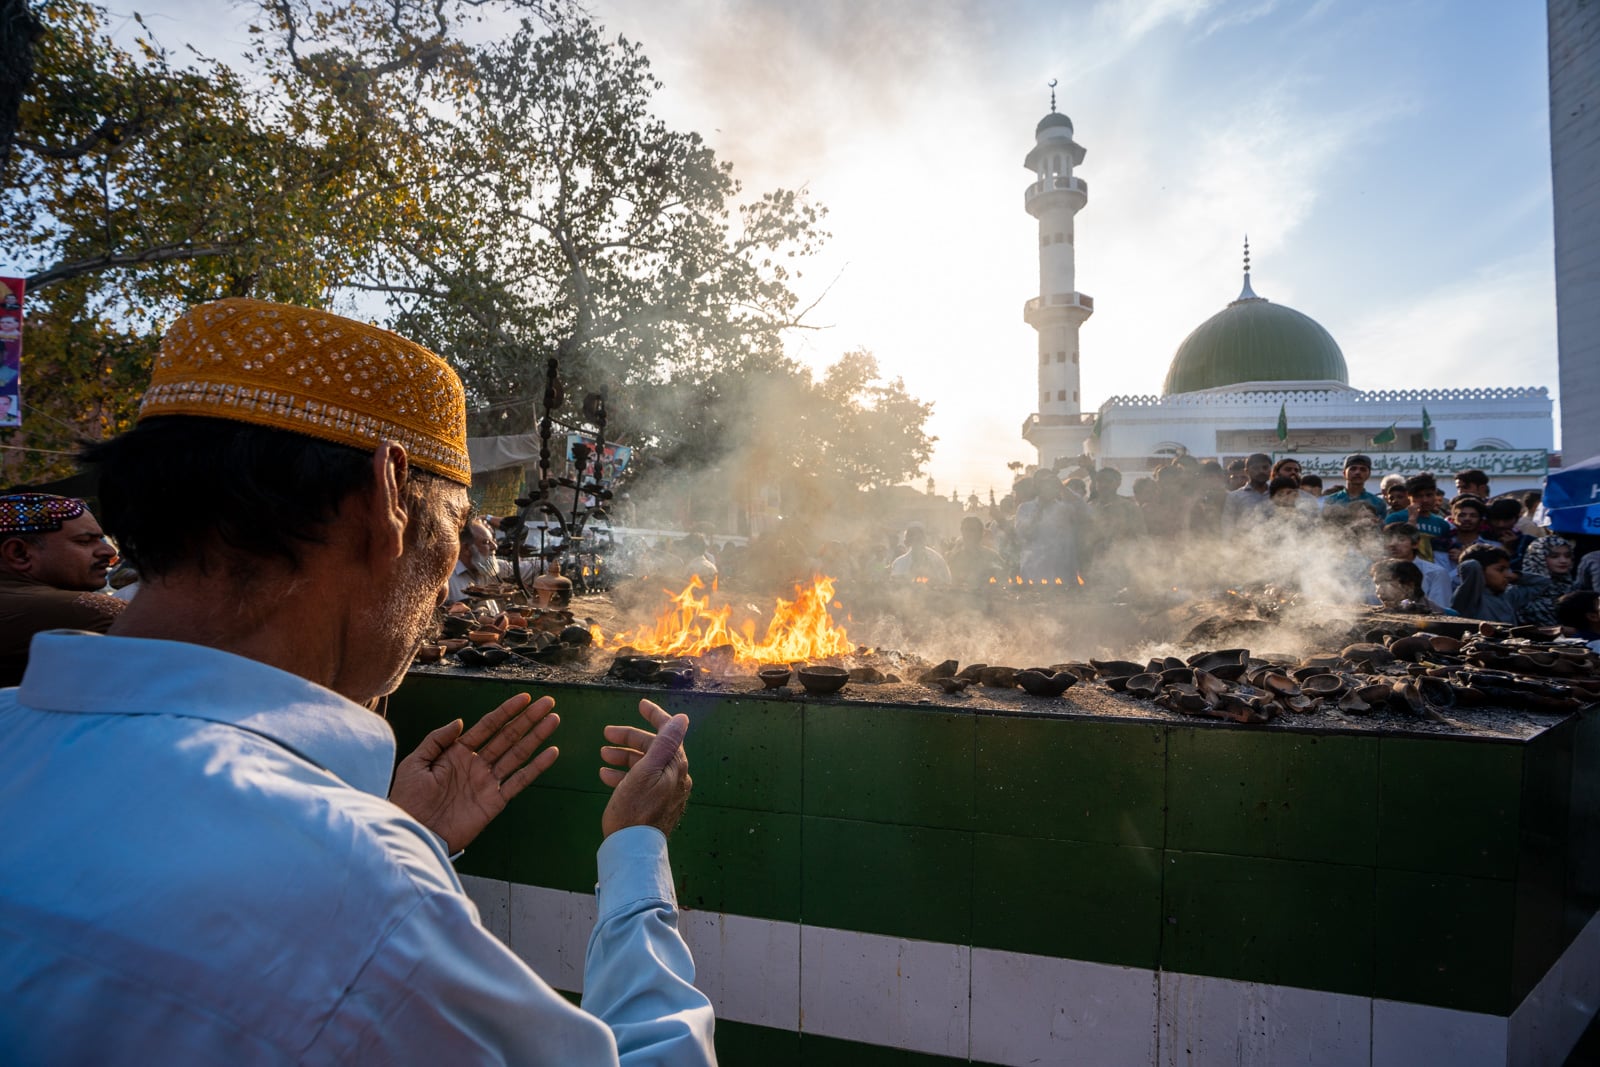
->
xmin=1162 ymin=292 xmax=1348 ymax=395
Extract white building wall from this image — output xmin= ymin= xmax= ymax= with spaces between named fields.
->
xmin=1092 ymin=386 xmax=1555 ymax=491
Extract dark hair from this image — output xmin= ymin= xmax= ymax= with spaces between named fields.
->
xmin=1198 ymin=460 xmax=1224 ymax=477
xmin=1455 ymin=469 xmax=1489 ymax=484
xmin=1092 ymin=466 xmax=1123 ymax=486
xmin=1299 ymin=474 xmax=1323 ymax=490
xmin=1246 ymin=452 xmax=1272 ymax=465
xmin=1226 ymin=459 xmax=1246 ymax=472
xmin=1461 ymin=542 xmax=1510 ymax=568
xmin=1386 ymin=523 xmax=1420 ymax=542
xmin=1372 ymin=558 xmax=1423 ymax=590
xmin=80 ymin=416 xmax=443 ymax=578
xmin=1268 ymin=476 xmax=1300 ymax=495
xmin=1404 ymin=472 xmax=1437 ymax=494
xmin=1269 ymin=459 xmax=1301 ymax=481
xmin=1486 ymin=497 xmax=1523 ymax=522
xmin=1451 ymin=494 xmax=1487 ymax=517
xmin=1556 ymin=591 xmax=1599 ymax=629
xmin=1343 ymin=453 xmax=1372 ymax=468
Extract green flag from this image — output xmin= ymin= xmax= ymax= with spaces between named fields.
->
xmin=1092 ymin=411 xmax=1103 ymax=439
xmin=1371 ymin=422 xmax=1398 ymax=446
xmin=1276 ymin=402 xmax=1288 ymax=443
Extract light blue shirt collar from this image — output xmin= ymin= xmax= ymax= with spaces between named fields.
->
xmin=20 ymin=631 xmax=397 ymax=796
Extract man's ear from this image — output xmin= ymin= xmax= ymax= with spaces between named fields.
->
xmin=369 ymin=443 xmax=411 ymax=562
xmin=0 ymin=537 xmax=32 ymax=572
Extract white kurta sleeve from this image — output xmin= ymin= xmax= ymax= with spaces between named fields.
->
xmin=583 ymin=827 xmax=717 ymax=1067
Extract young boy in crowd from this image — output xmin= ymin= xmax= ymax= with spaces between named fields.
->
xmin=1321 ymin=454 xmax=1385 ymax=513
xmin=1455 ymin=469 xmax=1491 ymax=501
xmin=1382 ymin=523 xmax=1454 ymax=607
xmin=1380 ymin=474 xmax=1410 ymax=517
xmin=1447 ymin=495 xmax=1495 ymax=564
xmin=1451 ymin=543 xmax=1548 ymax=623
xmin=1485 ymin=497 xmax=1533 ymax=569
xmin=1383 ymin=473 xmax=1452 ymax=561
xmin=1372 ymin=559 xmax=1450 ymax=614
xmin=1556 ymin=591 xmax=1600 ymax=651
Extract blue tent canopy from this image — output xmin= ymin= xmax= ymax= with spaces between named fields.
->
xmin=1539 ymin=454 xmax=1600 ymax=536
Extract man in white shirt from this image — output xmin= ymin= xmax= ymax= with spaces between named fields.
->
xmin=0 ymin=299 xmax=714 ymax=1064
xmin=447 ymin=517 xmax=501 ymax=602
xmin=889 ymin=522 xmax=952 ymax=584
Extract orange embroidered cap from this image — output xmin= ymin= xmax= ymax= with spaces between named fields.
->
xmin=138 ymin=299 xmax=470 ymax=485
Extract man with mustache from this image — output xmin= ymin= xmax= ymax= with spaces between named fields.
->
xmin=0 ymin=492 xmax=122 ymax=686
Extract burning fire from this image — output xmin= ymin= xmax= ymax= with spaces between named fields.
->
xmin=591 ymin=575 xmax=854 ymax=665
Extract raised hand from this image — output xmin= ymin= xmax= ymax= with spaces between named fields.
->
xmin=390 ymin=693 xmax=560 ymax=853
xmin=599 ymin=699 xmax=693 ymax=839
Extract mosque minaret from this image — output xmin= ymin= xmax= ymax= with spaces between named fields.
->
xmin=1015 ymin=92 xmax=1552 ymax=491
xmin=1021 ymin=82 xmax=1096 ymax=469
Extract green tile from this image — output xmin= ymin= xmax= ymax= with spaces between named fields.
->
xmin=670 ymin=805 xmax=802 ymax=922
xmin=1515 ymin=720 xmax=1574 ymax=1003
xmin=801 ymin=817 xmax=973 ymax=944
xmin=677 ymin=695 xmax=802 ymax=812
xmin=1514 ymin=843 xmax=1566 ymax=1008
xmin=1568 ymin=708 xmax=1600 ymax=937
xmin=515 ymin=683 xmax=648 ymax=795
xmin=1166 ymin=727 xmax=1378 ymax=866
xmin=972 ymin=833 xmax=1161 ymax=969
xmin=804 ymin=704 xmax=976 ymax=830
xmin=1378 ymin=737 xmax=1522 ymax=879
xmin=1375 ymin=869 xmax=1516 ymax=1015
xmin=716 ymin=1020 xmax=803 ymax=1065
xmin=1161 ymin=851 xmax=1374 ymax=997
xmin=975 ymin=716 xmax=1165 ymax=847
xmin=497 ymin=786 xmax=609 ymax=893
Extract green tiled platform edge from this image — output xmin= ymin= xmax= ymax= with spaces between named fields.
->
xmin=387 ymin=673 xmax=1600 ymax=1022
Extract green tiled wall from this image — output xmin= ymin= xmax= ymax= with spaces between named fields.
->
xmin=387 ymin=674 xmax=1598 ymax=1018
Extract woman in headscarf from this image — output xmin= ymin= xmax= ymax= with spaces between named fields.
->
xmin=1517 ymin=535 xmax=1577 ymax=626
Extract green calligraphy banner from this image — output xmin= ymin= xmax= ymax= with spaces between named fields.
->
xmin=1273 ymin=450 xmax=1549 ymax=479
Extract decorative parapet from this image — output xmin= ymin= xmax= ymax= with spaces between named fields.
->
xmin=1099 ymin=386 xmax=1550 ymax=412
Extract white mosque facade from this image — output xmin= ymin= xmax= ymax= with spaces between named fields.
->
xmin=1019 ymin=108 xmax=1556 ymax=493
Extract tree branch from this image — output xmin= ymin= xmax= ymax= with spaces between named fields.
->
xmin=28 ymin=242 xmax=246 ymax=290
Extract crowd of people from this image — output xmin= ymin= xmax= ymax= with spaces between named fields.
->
xmin=586 ymin=452 xmax=1600 ymax=652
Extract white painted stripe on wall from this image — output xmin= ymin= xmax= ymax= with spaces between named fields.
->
xmin=800 ymin=924 xmax=970 ymax=1058
xmin=1159 ymin=972 xmax=1371 ymax=1067
xmin=1371 ymin=1000 xmax=1507 ymax=1067
xmin=456 ymin=877 xmax=1600 ymax=1066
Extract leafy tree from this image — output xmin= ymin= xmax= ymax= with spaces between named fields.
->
xmin=1 ymin=0 xmax=934 ymax=503
xmin=371 ymin=13 xmax=830 ymax=468
xmin=1 ymin=0 xmax=546 ymax=480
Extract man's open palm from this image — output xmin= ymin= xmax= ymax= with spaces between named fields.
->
xmin=390 ymin=693 xmax=560 ymax=853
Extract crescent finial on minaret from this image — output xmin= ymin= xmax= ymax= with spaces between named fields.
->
xmin=1049 ymin=79 xmax=1058 ymax=113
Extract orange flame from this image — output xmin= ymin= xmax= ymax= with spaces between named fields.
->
xmin=1076 ymin=574 xmax=1085 ymax=586
xmin=591 ymin=575 xmax=853 ymax=665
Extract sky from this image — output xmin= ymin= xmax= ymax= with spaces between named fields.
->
xmin=114 ymin=0 xmax=1559 ymax=497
